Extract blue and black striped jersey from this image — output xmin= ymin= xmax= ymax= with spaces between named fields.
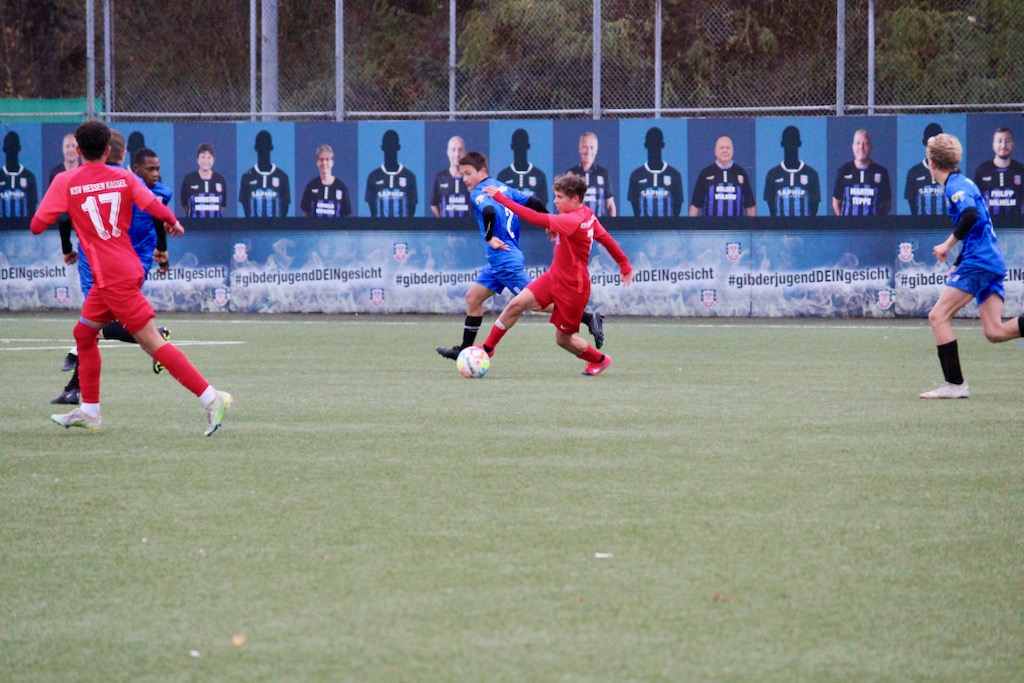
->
xmin=300 ymin=177 xmax=351 ymax=218
xmin=691 ymin=163 xmax=754 ymax=217
xmin=903 ymin=161 xmax=944 ymax=216
xmin=181 ymin=170 xmax=228 ymax=218
xmin=0 ymin=164 xmax=37 ymax=217
xmin=496 ymin=163 xmax=548 ymax=205
xmin=365 ymin=164 xmax=417 ymax=217
xmin=832 ymin=161 xmax=891 ymax=216
xmin=430 ymin=170 xmax=471 ymax=218
xmin=763 ymin=161 xmax=821 ymax=217
xmin=239 ymin=164 xmax=290 ymax=217
xmin=627 ymin=162 xmax=684 ymax=216
xmin=973 ymin=159 xmax=1024 ymax=215
xmin=565 ymin=164 xmax=614 ymax=217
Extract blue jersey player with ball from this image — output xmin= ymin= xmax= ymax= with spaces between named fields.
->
xmin=436 ymin=152 xmax=604 ymax=360
xmin=920 ymin=133 xmax=1024 ymax=399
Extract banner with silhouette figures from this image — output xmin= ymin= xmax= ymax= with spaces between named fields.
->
xmin=4 ymin=219 xmax=1023 ymax=317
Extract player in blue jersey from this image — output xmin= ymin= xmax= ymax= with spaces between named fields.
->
xmin=300 ymin=144 xmax=351 ymax=218
xmin=436 ymin=152 xmax=604 ymax=359
xmin=690 ymin=136 xmax=755 ymax=217
xmin=763 ymin=126 xmax=821 ymax=217
xmin=52 ymin=138 xmax=172 ymax=404
xmin=365 ymin=129 xmax=417 ymax=217
xmin=430 ymin=135 xmax=471 ymax=218
xmin=831 ymin=129 xmax=892 ymax=216
xmin=972 ymin=127 xmax=1024 ymax=216
xmin=239 ymin=130 xmax=290 ymax=217
xmin=496 ymin=128 xmax=548 ymax=206
xmin=1 ymin=131 xmax=38 ymax=217
xmin=180 ymin=143 xmax=228 ymax=218
xmin=627 ymin=127 xmax=684 ymax=217
xmin=904 ymin=123 xmax=945 ymax=216
xmin=566 ymin=132 xmax=616 ymax=217
xmin=919 ymin=133 xmax=1024 ymax=399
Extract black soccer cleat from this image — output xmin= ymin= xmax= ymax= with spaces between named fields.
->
xmin=158 ymin=326 xmax=171 ymax=341
xmin=50 ymin=387 xmax=81 ymax=405
xmin=60 ymin=352 xmax=78 ymax=372
xmin=587 ymin=311 xmax=605 ymax=350
xmin=436 ymin=345 xmax=462 ymax=360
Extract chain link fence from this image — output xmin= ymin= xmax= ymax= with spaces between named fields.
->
xmin=5 ymin=0 xmax=1022 ymax=120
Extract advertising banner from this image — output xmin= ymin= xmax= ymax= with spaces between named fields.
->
xmin=5 ymin=218 xmax=1023 ymax=318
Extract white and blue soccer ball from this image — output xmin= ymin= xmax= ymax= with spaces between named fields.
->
xmin=456 ymin=346 xmax=490 ymax=379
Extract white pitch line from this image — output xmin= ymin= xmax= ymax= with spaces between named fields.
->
xmin=0 ymin=340 xmax=246 ymax=353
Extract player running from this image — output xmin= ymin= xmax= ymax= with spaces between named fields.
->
xmin=919 ymin=133 xmax=1024 ymax=399
xmin=52 ymin=134 xmax=174 ymax=404
xmin=480 ymin=173 xmax=632 ymax=376
xmin=31 ymin=120 xmax=232 ymax=435
xmin=436 ymin=153 xmax=604 ymax=359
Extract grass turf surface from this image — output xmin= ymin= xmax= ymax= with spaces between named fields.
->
xmin=2 ymin=313 xmax=1023 ymax=681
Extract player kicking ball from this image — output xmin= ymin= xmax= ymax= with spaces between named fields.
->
xmin=480 ymin=173 xmax=632 ymax=375
xmin=920 ymin=133 xmax=1024 ymax=399
xmin=436 ymin=152 xmax=606 ymax=360
xmin=31 ymin=120 xmax=232 ymax=435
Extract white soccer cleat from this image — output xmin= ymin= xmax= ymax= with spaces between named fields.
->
xmin=919 ymin=382 xmax=970 ymax=399
xmin=203 ymin=390 xmax=233 ymax=436
xmin=51 ymin=408 xmax=102 ymax=431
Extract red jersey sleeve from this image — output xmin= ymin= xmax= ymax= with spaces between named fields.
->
xmin=30 ymin=173 xmax=70 ymax=234
xmin=593 ymin=220 xmax=633 ymax=275
xmin=491 ymin=191 xmax=586 ymax=236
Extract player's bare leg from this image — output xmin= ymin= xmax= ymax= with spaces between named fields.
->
xmin=556 ymin=329 xmax=611 ymax=376
xmin=977 ymin=294 xmax=1023 ymax=343
xmin=921 ymin=287 xmax=973 ymax=398
xmin=481 ymin=288 xmax=539 ymax=356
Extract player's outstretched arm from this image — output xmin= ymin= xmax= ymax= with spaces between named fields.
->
xmin=483 ymin=185 xmax=552 ymax=229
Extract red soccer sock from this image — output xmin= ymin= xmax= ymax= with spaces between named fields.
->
xmin=578 ymin=345 xmax=604 ymax=363
xmin=152 ymin=344 xmax=211 ymax=397
xmin=482 ymin=324 xmax=507 ymax=356
xmin=73 ymin=321 xmax=102 ymax=404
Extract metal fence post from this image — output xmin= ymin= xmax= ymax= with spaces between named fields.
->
xmin=593 ymin=0 xmax=601 ymax=119
xmin=87 ymin=0 xmax=96 ymax=119
xmin=836 ymin=0 xmax=845 ymax=116
xmin=261 ymin=0 xmax=279 ymax=120
xmin=868 ymin=0 xmax=875 ymax=115
xmin=336 ymin=0 xmax=344 ymax=121
xmin=103 ymin=0 xmax=113 ymax=121
xmin=654 ymin=0 xmax=662 ymax=119
xmin=250 ymin=0 xmax=257 ymax=121
xmin=449 ymin=0 xmax=456 ymax=121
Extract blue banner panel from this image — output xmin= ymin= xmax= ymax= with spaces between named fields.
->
xmin=4 ymin=217 xmax=1024 ymax=318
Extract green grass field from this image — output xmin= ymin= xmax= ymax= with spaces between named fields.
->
xmin=2 ymin=312 xmax=1023 ymax=682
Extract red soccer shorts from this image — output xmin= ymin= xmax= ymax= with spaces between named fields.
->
xmin=80 ymin=277 xmax=155 ymax=334
xmin=527 ymin=272 xmax=588 ymax=335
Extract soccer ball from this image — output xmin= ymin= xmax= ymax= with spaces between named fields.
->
xmin=456 ymin=345 xmax=490 ymax=378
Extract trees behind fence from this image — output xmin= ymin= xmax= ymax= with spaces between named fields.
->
xmin=1 ymin=0 xmax=1022 ymax=120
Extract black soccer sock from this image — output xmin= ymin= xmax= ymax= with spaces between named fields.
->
xmin=101 ymin=321 xmax=136 ymax=343
xmin=461 ymin=315 xmax=483 ymax=349
xmin=581 ymin=311 xmax=593 ymax=327
xmin=937 ymin=340 xmax=964 ymax=385
xmin=1017 ymin=316 xmax=1024 ymax=338
xmin=65 ymin=367 xmax=80 ymax=392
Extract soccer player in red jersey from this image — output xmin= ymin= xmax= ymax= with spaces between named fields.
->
xmin=31 ymin=120 xmax=232 ymax=435
xmin=480 ymin=173 xmax=633 ymax=376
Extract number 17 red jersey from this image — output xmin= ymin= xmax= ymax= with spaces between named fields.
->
xmin=32 ymin=162 xmax=178 ymax=288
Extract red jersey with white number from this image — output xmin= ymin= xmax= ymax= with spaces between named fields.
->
xmin=32 ymin=162 xmax=177 ymax=288
xmin=491 ymin=193 xmax=631 ymax=293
